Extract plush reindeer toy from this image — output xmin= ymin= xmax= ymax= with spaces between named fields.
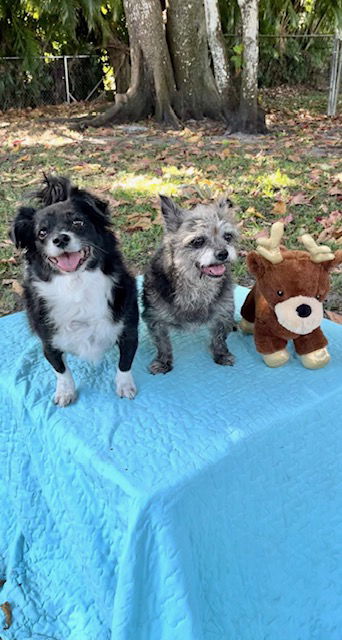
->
xmin=240 ymin=222 xmax=342 ymax=369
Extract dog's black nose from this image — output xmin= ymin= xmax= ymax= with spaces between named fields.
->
xmin=215 ymin=249 xmax=228 ymax=262
xmin=296 ymin=303 xmax=312 ymax=318
xmin=53 ymin=233 xmax=70 ymax=248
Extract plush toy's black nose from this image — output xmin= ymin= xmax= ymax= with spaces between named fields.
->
xmin=215 ymin=249 xmax=228 ymax=262
xmin=296 ymin=303 xmax=312 ymax=318
xmin=53 ymin=233 xmax=70 ymax=248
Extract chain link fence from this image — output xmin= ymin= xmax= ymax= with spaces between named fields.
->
xmin=0 ymin=36 xmax=340 ymax=113
xmin=225 ymin=33 xmax=336 ymax=88
xmin=0 ymin=55 xmax=105 ymax=111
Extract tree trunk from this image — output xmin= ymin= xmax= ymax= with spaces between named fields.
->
xmin=233 ymin=0 xmax=267 ymax=133
xmin=203 ymin=0 xmax=232 ymax=106
xmin=166 ymin=0 xmax=225 ymax=120
xmin=71 ymin=0 xmax=264 ymax=132
xmin=106 ymin=36 xmax=130 ymax=94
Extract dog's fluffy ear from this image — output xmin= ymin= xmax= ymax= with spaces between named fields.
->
xmin=73 ymin=192 xmax=112 ymax=230
xmin=35 ymin=174 xmax=72 ymax=206
xmin=11 ymin=207 xmax=36 ymax=250
xmin=217 ymin=196 xmax=235 ymax=220
xmin=159 ymin=195 xmax=184 ymax=232
xmin=218 ymin=196 xmax=234 ymax=210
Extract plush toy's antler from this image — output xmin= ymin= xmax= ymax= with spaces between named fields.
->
xmin=299 ymin=233 xmax=335 ymax=263
xmin=256 ymin=222 xmax=284 ymax=264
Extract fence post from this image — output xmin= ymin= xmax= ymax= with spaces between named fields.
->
xmin=64 ymin=56 xmax=70 ymax=104
xmin=327 ymin=31 xmax=342 ymax=116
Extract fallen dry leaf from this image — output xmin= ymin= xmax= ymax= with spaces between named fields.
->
xmin=12 ymin=280 xmax=24 ymax=295
xmin=107 ymin=197 xmax=125 ymax=208
xmin=0 ymin=601 xmax=12 ymax=630
xmin=254 ymin=230 xmax=269 ymax=239
xmin=245 ymin=206 xmax=265 ymax=219
xmin=124 ymin=213 xmax=153 ymax=232
xmin=289 ymin=192 xmax=314 ymax=206
xmin=279 ymin=214 xmax=294 ymax=225
xmin=309 ymin=169 xmax=323 ymax=183
xmin=17 ymin=154 xmax=31 ymax=163
xmin=152 ymin=213 xmax=163 ymax=226
xmin=328 ymin=185 xmax=342 ymax=197
xmin=272 ymin=200 xmax=287 ymax=215
xmin=318 ymin=210 xmax=341 ymax=229
xmin=125 ymin=220 xmax=152 ymax=232
xmin=218 ymin=148 xmax=232 ymax=159
xmin=318 ymin=209 xmax=342 ymax=242
xmin=71 ymin=163 xmax=102 ymax=175
xmin=326 ymin=310 xmax=342 ymax=325
xmin=0 ymin=257 xmax=16 ymax=265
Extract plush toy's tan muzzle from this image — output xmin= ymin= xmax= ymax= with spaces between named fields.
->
xmin=274 ymin=295 xmax=323 ymax=335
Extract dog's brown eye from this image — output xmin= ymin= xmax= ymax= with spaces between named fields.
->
xmin=190 ymin=237 xmax=206 ymax=249
xmin=224 ymin=232 xmax=233 ymax=243
xmin=73 ymin=220 xmax=84 ymax=228
xmin=38 ymin=228 xmax=47 ymax=240
xmin=277 ymin=290 xmax=284 ymax=297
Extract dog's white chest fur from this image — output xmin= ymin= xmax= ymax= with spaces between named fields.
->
xmin=33 ymin=269 xmax=123 ymax=362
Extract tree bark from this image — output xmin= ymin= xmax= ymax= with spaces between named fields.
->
xmin=166 ymin=0 xmax=225 ymax=120
xmin=203 ymin=0 xmax=231 ymax=101
xmin=70 ymin=0 xmax=264 ymax=132
xmin=233 ymin=0 xmax=267 ymax=133
xmin=106 ymin=36 xmax=130 ymax=94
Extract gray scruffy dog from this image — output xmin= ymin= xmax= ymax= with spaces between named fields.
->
xmin=142 ymin=195 xmax=238 ymax=374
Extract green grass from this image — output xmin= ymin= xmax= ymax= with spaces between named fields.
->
xmin=0 ymin=86 xmax=341 ymax=315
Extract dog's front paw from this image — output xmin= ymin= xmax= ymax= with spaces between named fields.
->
xmin=54 ymin=389 xmax=77 ymax=407
xmin=213 ymin=352 xmax=235 ymax=366
xmin=54 ymin=371 xmax=77 ymax=407
xmin=115 ymin=369 xmax=137 ymax=399
xmin=149 ymin=359 xmax=173 ymax=375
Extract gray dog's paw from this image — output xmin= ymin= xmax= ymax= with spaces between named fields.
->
xmin=149 ymin=359 xmax=173 ymax=375
xmin=213 ymin=352 xmax=235 ymax=366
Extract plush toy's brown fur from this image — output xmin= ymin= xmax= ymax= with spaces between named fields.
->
xmin=241 ymin=244 xmax=342 ymax=368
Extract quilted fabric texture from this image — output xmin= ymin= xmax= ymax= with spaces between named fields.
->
xmin=0 ymin=285 xmax=341 ymax=640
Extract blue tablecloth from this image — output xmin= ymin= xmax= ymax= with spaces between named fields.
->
xmin=0 ymin=285 xmax=341 ymax=640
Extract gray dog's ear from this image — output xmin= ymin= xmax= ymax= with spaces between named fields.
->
xmin=217 ymin=196 xmax=234 ymax=213
xmin=159 ymin=195 xmax=184 ymax=232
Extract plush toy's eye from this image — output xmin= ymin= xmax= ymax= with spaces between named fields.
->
xmin=38 ymin=228 xmax=48 ymax=240
xmin=316 ymin=294 xmax=321 ymax=300
xmin=277 ymin=290 xmax=284 ymax=297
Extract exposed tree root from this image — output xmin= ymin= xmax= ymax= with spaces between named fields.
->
xmin=69 ymin=89 xmax=152 ymax=131
xmin=229 ymin=107 xmax=268 ymax=134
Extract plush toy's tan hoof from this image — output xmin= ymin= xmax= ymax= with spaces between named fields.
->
xmin=300 ymin=347 xmax=330 ymax=369
xmin=239 ymin=318 xmax=254 ymax=334
xmin=262 ymin=349 xmax=290 ymax=368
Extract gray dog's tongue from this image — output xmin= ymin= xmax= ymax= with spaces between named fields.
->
xmin=56 ymin=251 xmax=83 ymax=272
xmin=202 ymin=264 xmax=226 ymax=276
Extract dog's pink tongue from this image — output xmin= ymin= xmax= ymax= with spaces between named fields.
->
xmin=202 ymin=264 xmax=226 ymax=276
xmin=56 ymin=251 xmax=82 ymax=272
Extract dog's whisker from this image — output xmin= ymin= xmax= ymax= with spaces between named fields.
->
xmin=87 ymin=242 xmax=108 ymax=255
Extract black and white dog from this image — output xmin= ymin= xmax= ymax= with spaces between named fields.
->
xmin=11 ymin=175 xmax=138 ymax=406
